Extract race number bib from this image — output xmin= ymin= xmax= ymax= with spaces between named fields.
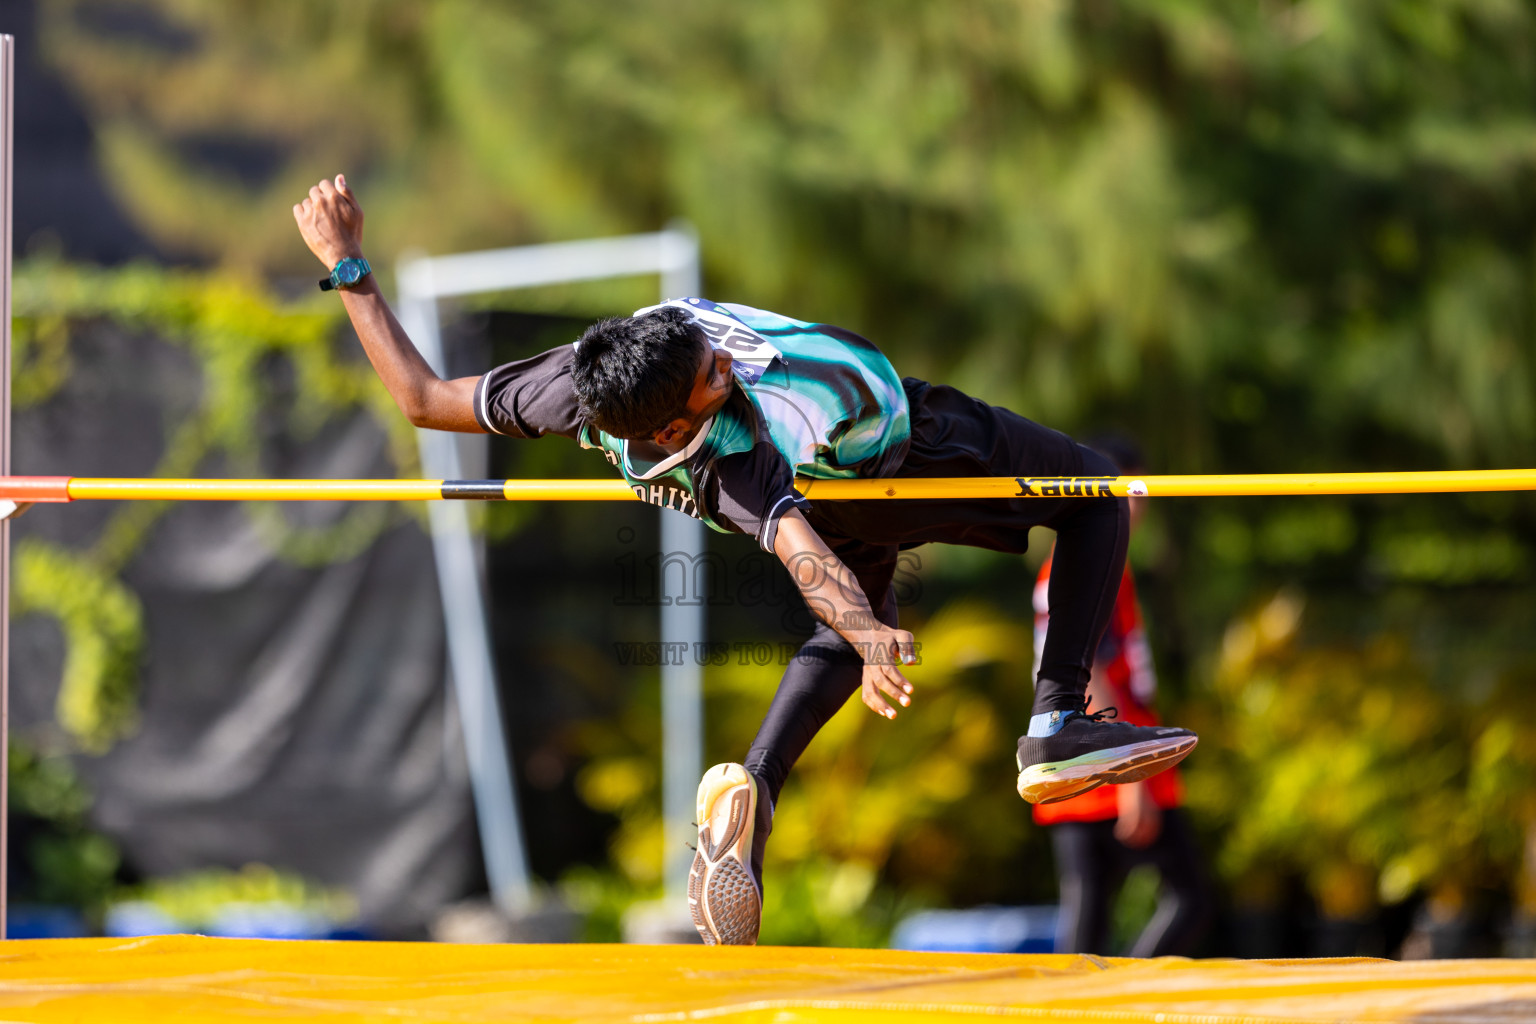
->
xmin=633 ymin=298 xmax=783 ymax=384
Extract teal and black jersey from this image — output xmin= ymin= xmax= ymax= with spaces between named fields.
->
xmin=667 ymin=299 xmax=910 ymax=482
xmin=577 ymin=298 xmax=909 ymax=477
xmin=573 ymin=299 xmax=913 ymax=545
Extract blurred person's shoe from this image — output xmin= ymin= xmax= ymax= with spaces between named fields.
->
xmin=689 ymin=763 xmax=771 ymax=945
xmin=1016 ymin=703 xmax=1197 ymax=805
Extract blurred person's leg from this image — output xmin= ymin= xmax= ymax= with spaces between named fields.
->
xmin=1126 ymin=808 xmax=1214 ymax=958
xmin=1051 ymin=820 xmax=1124 ymax=955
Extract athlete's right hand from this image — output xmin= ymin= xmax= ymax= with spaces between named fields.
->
xmin=293 ymin=174 xmax=364 ymax=270
xmin=861 ymin=627 xmax=918 ymax=720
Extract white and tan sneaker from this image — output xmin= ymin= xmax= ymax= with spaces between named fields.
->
xmin=688 ymin=763 xmax=763 ymax=945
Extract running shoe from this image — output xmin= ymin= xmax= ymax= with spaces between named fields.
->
xmin=1016 ymin=706 xmax=1197 ymax=805
xmin=689 ymin=762 xmax=769 ymax=945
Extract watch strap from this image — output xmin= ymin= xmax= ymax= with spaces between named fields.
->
xmin=318 ymin=256 xmax=371 ymax=292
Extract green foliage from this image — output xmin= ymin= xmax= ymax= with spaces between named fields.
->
xmin=12 ymin=311 xmax=74 ymax=409
xmin=1185 ymin=590 xmax=1536 ymax=919
xmin=558 ymin=866 xmax=658 ymax=943
xmin=1110 ymin=865 xmax=1161 ymax=954
xmin=110 ymin=863 xmax=358 ymax=931
xmin=12 ymin=258 xmax=413 ymax=476
xmin=9 ymin=739 xmax=92 ymax=822
xmin=12 ymin=542 xmax=143 ymax=752
xmin=758 ymin=858 xmax=918 ymax=948
xmin=36 ymin=1 xmax=1536 ymax=462
xmin=10 ymin=742 xmax=352 ymax=924
xmin=8 ymin=739 xmax=122 ymax=910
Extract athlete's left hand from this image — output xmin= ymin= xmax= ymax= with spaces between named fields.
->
xmin=861 ymin=627 xmax=918 ymax=720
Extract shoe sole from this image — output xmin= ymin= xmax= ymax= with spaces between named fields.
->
xmin=1017 ymin=735 xmax=1198 ymax=805
xmin=688 ymin=763 xmax=762 ymax=946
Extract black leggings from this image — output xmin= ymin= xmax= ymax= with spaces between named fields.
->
xmin=1033 ymin=460 xmax=1129 ymax=710
xmin=743 ymin=449 xmax=1129 ymax=806
xmin=743 ymin=543 xmax=901 ymax=805
xmin=1050 ymin=808 xmax=1213 ymax=957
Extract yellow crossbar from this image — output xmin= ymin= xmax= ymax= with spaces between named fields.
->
xmin=1 ymin=469 xmax=1534 ymax=504
xmin=70 ymin=478 xmax=452 ymax=501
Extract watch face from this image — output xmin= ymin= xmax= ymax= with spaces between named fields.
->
xmin=337 ymin=261 xmax=362 ymax=284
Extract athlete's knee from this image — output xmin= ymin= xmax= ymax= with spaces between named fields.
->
xmin=1078 ymin=444 xmax=1117 ymax=480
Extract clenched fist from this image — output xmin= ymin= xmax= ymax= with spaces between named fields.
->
xmin=293 ymin=175 xmax=364 ymax=270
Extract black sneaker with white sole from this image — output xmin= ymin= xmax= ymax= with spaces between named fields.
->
xmin=1016 ymin=706 xmax=1197 ymax=805
xmin=688 ymin=763 xmax=773 ymax=945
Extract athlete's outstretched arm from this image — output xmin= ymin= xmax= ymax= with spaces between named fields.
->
xmin=773 ymin=509 xmax=918 ymax=720
xmin=293 ymin=175 xmax=483 ymax=433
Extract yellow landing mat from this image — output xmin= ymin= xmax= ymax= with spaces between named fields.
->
xmin=0 ymin=936 xmax=1534 ymax=1023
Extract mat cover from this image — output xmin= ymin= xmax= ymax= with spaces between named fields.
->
xmin=0 ymin=936 xmax=1533 ymax=1022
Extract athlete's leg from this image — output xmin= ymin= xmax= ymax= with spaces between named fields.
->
xmin=692 ymin=543 xmax=896 ymax=945
xmin=1016 ymin=444 xmax=1193 ymax=803
xmin=741 ymin=625 xmax=861 ymax=806
xmin=1126 ymin=808 xmax=1214 ymax=957
xmin=904 ymin=399 xmax=1192 ymax=803
xmin=860 ymin=382 xmax=1127 ymax=714
xmin=744 ymin=544 xmax=900 ymax=807
xmin=1034 ymin=447 xmax=1130 ymax=714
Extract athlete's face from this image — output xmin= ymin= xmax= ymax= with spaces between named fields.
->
xmin=652 ymin=336 xmax=734 ymax=450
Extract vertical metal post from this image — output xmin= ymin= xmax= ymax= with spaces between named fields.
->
xmin=396 ymin=281 xmax=532 ymax=915
xmin=658 ymin=226 xmax=705 ymax=907
xmin=0 ymin=34 xmax=14 ymax=941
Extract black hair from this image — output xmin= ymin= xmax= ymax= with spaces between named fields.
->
xmin=1084 ymin=433 xmax=1145 ymax=475
xmin=570 ymin=306 xmax=705 ymax=439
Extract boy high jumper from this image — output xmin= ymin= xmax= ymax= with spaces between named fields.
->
xmin=294 ymin=175 xmax=1197 ymax=945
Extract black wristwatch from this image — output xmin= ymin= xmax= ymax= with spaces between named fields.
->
xmin=319 ymin=256 xmax=371 ymax=291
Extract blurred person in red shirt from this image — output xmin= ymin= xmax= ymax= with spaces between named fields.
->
xmin=1033 ymin=438 xmax=1212 ymax=957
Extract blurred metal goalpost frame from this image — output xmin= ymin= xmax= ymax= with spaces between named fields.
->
xmin=394 ymin=228 xmax=706 ymax=915
xmin=0 ymin=33 xmax=14 ymax=940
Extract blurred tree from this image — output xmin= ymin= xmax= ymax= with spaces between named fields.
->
xmin=38 ymin=1 xmax=1536 ymax=457
xmin=1187 ymin=589 xmax=1536 ymax=951
xmin=8 ymin=738 xmax=121 ymax=914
